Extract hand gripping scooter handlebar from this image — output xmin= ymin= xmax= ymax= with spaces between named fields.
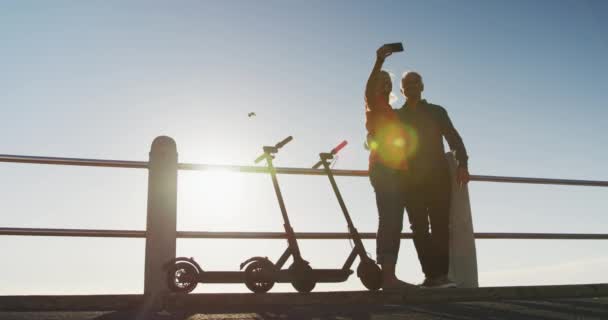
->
xmin=255 ymin=136 xmax=293 ymax=164
xmin=312 ymin=140 xmax=348 ymax=169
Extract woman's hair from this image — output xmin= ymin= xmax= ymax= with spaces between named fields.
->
xmin=370 ymin=70 xmax=392 ymax=94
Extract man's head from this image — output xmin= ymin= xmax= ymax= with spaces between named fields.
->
xmin=401 ymin=71 xmax=424 ymax=100
xmin=372 ymin=70 xmax=392 ymax=97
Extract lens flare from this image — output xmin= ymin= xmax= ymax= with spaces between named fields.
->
xmin=394 ymin=138 xmax=405 ymax=147
xmin=373 ymin=123 xmax=418 ymax=169
xmin=370 ymin=140 xmax=379 ymax=150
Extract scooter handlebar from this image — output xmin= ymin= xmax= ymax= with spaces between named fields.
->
xmin=331 ymin=140 xmax=348 ymax=155
xmin=254 ymin=136 xmax=293 ymax=164
xmin=275 ymin=136 xmax=293 ymax=149
xmin=312 ymin=140 xmax=348 ymax=169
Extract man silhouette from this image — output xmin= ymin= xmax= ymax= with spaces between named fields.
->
xmin=397 ymin=71 xmax=470 ymax=288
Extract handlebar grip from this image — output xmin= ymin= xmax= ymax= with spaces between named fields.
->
xmin=331 ymin=140 xmax=348 ymax=155
xmin=312 ymin=160 xmax=323 ymax=169
xmin=275 ymin=136 xmax=293 ymax=149
xmin=254 ymin=154 xmax=266 ymax=164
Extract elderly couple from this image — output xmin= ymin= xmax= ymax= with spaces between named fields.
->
xmin=365 ymin=44 xmax=470 ymax=290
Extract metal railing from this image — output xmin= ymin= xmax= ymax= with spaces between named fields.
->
xmin=1 ymin=227 xmax=608 ymax=240
xmin=1 ymin=152 xmax=607 ymax=242
xmin=4 ymin=153 xmax=608 ymax=185
xmin=1 ymin=138 xmax=607 ymax=306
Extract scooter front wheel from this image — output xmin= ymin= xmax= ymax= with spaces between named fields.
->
xmin=244 ymin=260 xmax=275 ymax=293
xmin=357 ymin=260 xmax=382 ymax=291
xmin=167 ymin=261 xmax=199 ymax=293
xmin=289 ymin=261 xmax=316 ymax=293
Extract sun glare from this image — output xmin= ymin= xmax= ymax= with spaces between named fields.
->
xmin=179 ymin=168 xmax=247 ymax=228
xmin=200 ymin=168 xmax=244 ymax=210
xmin=203 ymin=168 xmax=241 ymax=190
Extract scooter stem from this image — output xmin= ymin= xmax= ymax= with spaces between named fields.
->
xmin=320 ymin=157 xmax=368 ymax=258
xmin=265 ymin=154 xmax=303 ymax=261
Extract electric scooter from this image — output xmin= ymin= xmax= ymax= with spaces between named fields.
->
xmin=165 ymin=137 xmax=352 ymax=294
xmin=312 ymin=140 xmax=383 ymax=291
xmin=239 ymin=136 xmax=353 ymax=293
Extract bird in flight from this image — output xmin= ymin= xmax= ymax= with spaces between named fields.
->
xmin=248 ymin=112 xmax=256 ymax=118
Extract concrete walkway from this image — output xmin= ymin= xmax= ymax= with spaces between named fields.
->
xmin=2 ymin=298 xmax=608 ymax=320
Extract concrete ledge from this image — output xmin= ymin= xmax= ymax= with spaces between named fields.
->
xmin=1 ymin=283 xmax=607 ymax=312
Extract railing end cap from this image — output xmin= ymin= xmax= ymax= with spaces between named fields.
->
xmin=151 ymin=136 xmax=177 ymax=153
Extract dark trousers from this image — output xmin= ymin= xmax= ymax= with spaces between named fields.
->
xmin=403 ymin=170 xmax=452 ymax=278
xmin=372 ymin=164 xmax=452 ymax=278
xmin=374 ymin=190 xmax=405 ymax=265
xmin=370 ymin=165 xmax=405 ymax=266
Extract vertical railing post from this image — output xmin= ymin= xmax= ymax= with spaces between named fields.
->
xmin=144 ymin=136 xmax=178 ymax=308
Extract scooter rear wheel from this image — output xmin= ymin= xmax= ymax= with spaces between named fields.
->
xmin=289 ymin=261 xmax=316 ymax=293
xmin=167 ymin=261 xmax=199 ymax=293
xmin=244 ymin=260 xmax=275 ymax=293
xmin=357 ymin=260 xmax=382 ymax=291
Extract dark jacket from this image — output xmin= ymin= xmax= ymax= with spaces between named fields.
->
xmin=396 ymin=100 xmax=468 ymax=182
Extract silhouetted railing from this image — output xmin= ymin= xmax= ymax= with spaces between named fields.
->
xmin=1 ymin=228 xmax=608 ymax=240
xmin=3 ymin=153 xmax=608 ymax=186
xmin=1 ymin=138 xmax=607 ymax=309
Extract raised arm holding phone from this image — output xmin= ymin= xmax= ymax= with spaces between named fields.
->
xmin=364 ymin=43 xmax=414 ymax=290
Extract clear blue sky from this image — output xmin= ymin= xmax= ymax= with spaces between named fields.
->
xmin=1 ymin=0 xmax=607 ymax=294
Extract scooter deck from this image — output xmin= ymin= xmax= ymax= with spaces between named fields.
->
xmin=307 ymin=268 xmax=353 ymax=283
xmin=198 ymin=271 xmax=245 ymax=283
xmin=196 ymin=269 xmax=353 ymax=283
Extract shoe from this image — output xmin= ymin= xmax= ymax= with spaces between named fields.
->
xmin=419 ymin=275 xmax=457 ymax=288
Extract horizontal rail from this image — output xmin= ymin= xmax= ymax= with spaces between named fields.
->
xmin=178 ymin=231 xmax=608 ymax=240
xmin=178 ymin=163 xmax=608 ymax=186
xmin=0 ymin=228 xmax=145 ymax=238
xmin=179 ymin=163 xmax=366 ymax=176
xmin=1 ymin=154 xmax=607 ymax=187
xmin=473 ymin=174 xmax=608 ymax=187
xmin=1 ymin=228 xmax=607 ymax=240
xmin=0 ymin=154 xmax=147 ymax=169
xmin=470 ymin=233 xmax=608 ymax=240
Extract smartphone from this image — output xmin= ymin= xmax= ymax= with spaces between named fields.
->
xmin=385 ymin=42 xmax=404 ymax=53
